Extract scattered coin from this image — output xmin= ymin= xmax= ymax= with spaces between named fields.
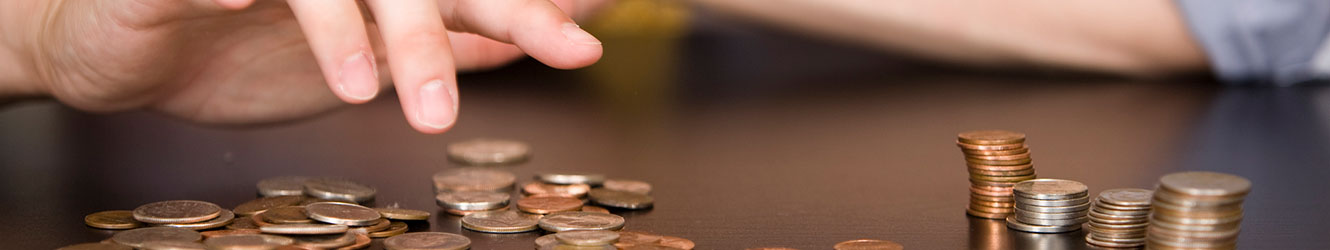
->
xmin=291 ymin=232 xmax=358 ymax=249
xmin=200 ymin=229 xmax=262 ymax=238
xmin=203 ymin=234 xmax=296 ymax=249
xmin=303 ymin=178 xmax=377 ymax=203
xmin=155 ymin=209 xmax=235 ymax=230
xmin=257 ymin=176 xmax=313 ymax=197
xmin=234 ymin=196 xmax=305 ymax=216
xmin=227 ymin=216 xmax=260 ymax=230
xmin=523 ymin=182 xmax=592 ymax=198
xmin=139 ymin=240 xmax=207 ymax=250
xmin=556 ymin=230 xmax=621 ymax=246
xmin=375 ymin=207 xmax=431 ymax=220
xmin=85 ymin=210 xmax=142 ymax=230
xmin=383 ymin=232 xmax=471 ymax=250
xmin=460 ymin=210 xmax=540 ymax=233
xmin=368 ymin=221 xmax=409 ymax=238
xmin=447 ymin=138 xmax=532 ymax=165
xmin=110 ymin=227 xmax=203 ymax=248
xmin=589 ymin=188 xmax=654 ymax=210
xmin=337 ymin=233 xmax=372 ymax=250
xmin=538 ymin=172 xmax=607 ymax=185
xmin=260 ymin=223 xmax=350 ymax=235
xmin=433 ymin=167 xmax=517 ymax=193
xmin=517 ymin=196 xmax=585 ymax=214
xmin=348 ymin=218 xmax=391 ymax=234
xmin=261 ymin=206 xmax=313 ymax=224
xmin=133 ymin=200 xmax=223 ymax=224
xmin=436 ymin=191 xmax=511 ymax=211
xmin=833 ymin=239 xmax=903 ymax=250
xmin=56 ymin=243 xmax=133 ymax=250
xmin=538 ymin=211 xmax=626 ymax=232
xmin=603 ymin=179 xmax=652 ymax=194
xmin=305 ymin=202 xmax=382 ymax=226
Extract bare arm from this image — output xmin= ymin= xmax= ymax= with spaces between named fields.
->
xmin=691 ymin=0 xmax=1209 ymax=77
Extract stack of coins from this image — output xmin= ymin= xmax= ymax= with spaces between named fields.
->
xmin=1084 ymin=188 xmax=1153 ymax=248
xmin=957 ymin=130 xmax=1037 ymax=219
xmin=1006 ymin=179 xmax=1090 ymax=233
xmin=1147 ymin=171 xmax=1251 ymax=249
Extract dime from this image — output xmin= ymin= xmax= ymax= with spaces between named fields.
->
xmin=658 ymin=236 xmax=695 ymax=249
xmin=589 ymin=188 xmax=654 ymax=210
xmin=262 ymin=206 xmax=313 ymax=224
xmin=433 ymin=167 xmax=517 ymax=193
xmin=85 ymin=210 xmax=142 ymax=230
xmin=447 ymin=138 xmax=531 ymax=165
xmin=234 ymin=196 xmax=305 ymax=216
xmin=375 ymin=207 xmax=431 ymax=220
xmin=537 ymin=172 xmax=607 ymax=185
xmin=204 ymin=234 xmax=296 ymax=249
xmin=292 ymin=232 xmax=358 ymax=249
xmin=582 ymin=205 xmax=611 ymax=213
xmin=133 ymin=200 xmax=223 ymax=224
xmin=460 ymin=210 xmax=540 ymax=233
xmin=111 ymin=227 xmax=203 ymax=248
xmin=1097 ymin=188 xmax=1153 ymax=207
xmin=303 ymin=178 xmax=377 ymax=203
xmin=1005 ymin=216 xmax=1081 ymax=233
xmin=139 ymin=240 xmax=207 ymax=250
xmin=1157 ymin=171 xmax=1251 ymax=197
xmin=832 ymin=239 xmax=903 ymax=250
xmin=523 ymin=182 xmax=592 ymax=198
xmin=517 ymin=196 xmax=585 ymax=214
xmin=261 ymin=223 xmax=350 ymax=235
xmin=368 ymin=221 xmax=409 ymax=238
xmin=57 ymin=243 xmax=134 ymax=250
xmin=257 ymin=176 xmax=313 ymax=197
xmin=538 ymin=211 xmax=626 ymax=232
xmin=1013 ymin=179 xmax=1088 ymax=200
xmin=1014 ymin=202 xmax=1090 ymax=213
xmin=1014 ymin=215 xmax=1089 ymax=226
xmin=305 ymin=202 xmax=382 ymax=226
xmin=200 ymin=229 xmax=262 ymax=238
xmin=337 ymin=233 xmax=372 ymax=250
xmin=556 ymin=230 xmax=621 ymax=246
xmin=602 ymin=179 xmax=652 ymax=194
xmin=383 ymin=232 xmax=471 ymax=250
xmin=155 ymin=209 xmax=236 ymax=230
xmin=436 ymin=191 xmax=511 ymax=211
xmin=957 ymin=130 xmax=1025 ymax=144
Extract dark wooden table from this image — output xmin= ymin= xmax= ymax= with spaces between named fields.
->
xmin=2 ymin=15 xmax=1326 ymax=250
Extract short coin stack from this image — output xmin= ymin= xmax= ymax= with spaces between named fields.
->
xmin=1084 ymin=188 xmax=1153 ymax=248
xmin=1147 ymin=171 xmax=1251 ymax=249
xmin=1006 ymin=179 xmax=1090 ymax=233
xmin=957 ymin=130 xmax=1037 ymax=219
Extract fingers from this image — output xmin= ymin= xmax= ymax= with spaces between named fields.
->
xmin=365 ymin=0 xmax=459 ymax=133
xmin=288 ymin=0 xmax=380 ymax=104
xmin=438 ymin=0 xmax=603 ymax=69
xmin=447 ymin=32 xmax=526 ymax=72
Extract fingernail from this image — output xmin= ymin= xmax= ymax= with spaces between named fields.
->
xmin=417 ymin=80 xmax=456 ymax=129
xmin=338 ymin=51 xmax=379 ymax=101
xmin=561 ymin=22 xmax=601 ymax=45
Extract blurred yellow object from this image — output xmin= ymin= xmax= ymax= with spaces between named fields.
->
xmin=580 ymin=0 xmax=690 ymax=139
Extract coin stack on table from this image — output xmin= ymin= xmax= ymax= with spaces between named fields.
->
xmin=1006 ymin=179 xmax=1090 ymax=233
xmin=1147 ymin=171 xmax=1251 ymax=249
xmin=1084 ymin=188 xmax=1153 ymax=248
xmin=957 ymin=130 xmax=1037 ymax=219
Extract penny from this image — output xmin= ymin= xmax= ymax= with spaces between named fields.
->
xmin=257 ymin=176 xmax=314 ymax=197
xmin=375 ymin=207 xmax=431 ymax=220
xmin=447 ymin=138 xmax=531 ymax=165
xmin=617 ymin=231 xmax=664 ymax=244
xmin=262 ymin=206 xmax=313 ymax=224
xmin=658 ymin=236 xmax=695 ymax=249
xmin=436 ymin=190 xmax=511 ymax=211
xmin=139 ymin=240 xmax=207 ymax=250
xmin=970 ymin=174 xmax=1037 ymax=182
xmin=538 ymin=211 xmax=626 ymax=232
xmin=299 ymin=198 xmax=344 ymax=206
xmin=433 ymin=167 xmax=517 ymax=193
xmin=1158 ymin=171 xmax=1251 ymax=197
xmin=133 ymin=200 xmax=223 ymax=224
xmin=1096 ymin=188 xmax=1153 ymax=207
xmin=581 ymin=205 xmax=611 ymax=213
xmin=970 ymin=199 xmax=1014 ymax=208
xmin=460 ymin=210 xmax=540 ymax=233
xmin=204 ymin=234 xmax=296 ymax=249
xmin=967 ymin=163 xmax=1034 ymax=172
xmin=961 ymin=147 xmax=1028 ymax=156
xmin=955 ymin=142 xmax=1025 ymax=151
xmin=589 ymin=188 xmax=654 ymax=210
xmin=336 ymin=233 xmax=372 ymax=250
xmin=968 ymin=168 xmax=1035 ymax=177
xmin=966 ymin=204 xmax=1014 ymax=214
xmin=111 ymin=227 xmax=203 ymax=248
xmin=970 ymin=194 xmax=1013 ymax=202
xmin=261 ymin=223 xmax=350 ymax=235
xmin=965 ymin=158 xmax=1032 ymax=166
xmin=556 ymin=230 xmax=621 ymax=246
xmin=200 ymin=229 xmax=262 ymax=238
xmin=1086 ymin=234 xmax=1144 ymax=248
xmin=965 ymin=207 xmax=1011 ymax=219
xmin=832 ymin=239 xmax=903 ymax=250
xmin=1013 ymin=179 xmax=1088 ymax=200
xmin=85 ymin=210 xmax=142 ymax=230
xmin=292 ymin=232 xmax=358 ymax=249
xmin=368 ymin=221 xmax=409 ymax=238
xmin=965 ymin=152 xmax=1031 ymax=161
xmin=383 ymin=232 xmax=471 ymax=250
xmin=227 ymin=216 xmax=260 ymax=230
xmin=602 ymin=179 xmax=652 ymax=194
xmin=349 ymin=218 xmax=391 ymax=234
xmin=518 ymin=196 xmax=584 ymax=214
xmin=537 ymin=172 xmax=607 ymax=186
xmin=522 ymin=182 xmax=592 ymax=198
xmin=305 ymin=202 xmax=382 ymax=226
xmin=155 ymin=209 xmax=236 ymax=230
xmin=957 ymin=130 xmax=1025 ymax=144
xmin=303 ymin=178 xmax=377 ymax=203
xmin=234 ymin=196 xmax=305 ymax=216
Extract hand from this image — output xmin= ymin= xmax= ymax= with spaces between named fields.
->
xmin=6 ymin=0 xmax=603 ymax=133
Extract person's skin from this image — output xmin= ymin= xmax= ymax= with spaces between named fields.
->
xmin=0 ymin=0 xmax=604 ymax=133
xmin=691 ymin=0 xmax=1209 ymax=77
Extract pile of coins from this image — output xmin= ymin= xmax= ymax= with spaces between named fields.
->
xmin=1006 ymin=179 xmax=1090 ymax=233
xmin=1084 ymin=188 xmax=1153 ymax=248
xmin=957 ymin=130 xmax=1037 ymax=219
xmin=1147 ymin=171 xmax=1251 ymax=249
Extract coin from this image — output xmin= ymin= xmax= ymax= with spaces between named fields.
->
xmin=968 ymin=168 xmax=1035 ymax=177
xmin=1014 ymin=213 xmax=1089 ymax=225
xmin=139 ymin=240 xmax=207 ymax=250
xmin=447 ymin=138 xmax=531 ymax=165
xmin=111 ymin=227 xmax=203 ymax=248
xmin=658 ymin=236 xmax=695 ymax=249
xmin=965 ymin=158 xmax=1032 ymax=166
xmin=535 ymin=234 xmax=560 ymax=248
xmin=965 ymin=208 xmax=1010 ymax=219
xmin=1014 ymin=202 xmax=1090 ymax=213
xmin=445 ymin=206 xmax=509 ymax=216
xmin=57 ymin=243 xmax=134 ymax=250
xmin=85 ymin=210 xmax=142 ymax=230
xmin=832 ymin=239 xmax=903 ymax=250
xmin=617 ymin=231 xmax=664 ymax=244
xmin=227 ymin=216 xmax=260 ymax=230
xmin=436 ymin=190 xmax=511 ymax=211
xmin=538 ymin=211 xmax=626 ymax=232
xmin=617 ymin=245 xmax=687 ymax=250
xmin=966 ymin=163 xmax=1033 ymax=172
xmin=582 ymin=205 xmax=611 ymax=213
xmin=200 ymin=229 xmax=262 ymax=238
xmin=1157 ymin=171 xmax=1251 ymax=197
xmin=518 ymin=196 xmax=585 ymax=214
xmin=961 ymin=147 xmax=1028 ymax=156
xmin=368 ymin=221 xmax=409 ymax=238
xmin=970 ymin=174 xmax=1037 ymax=182
xmin=292 ymin=232 xmax=358 ymax=249
xmin=589 ymin=188 xmax=654 ymax=210
xmin=261 ymin=223 xmax=350 ymax=235
xmin=384 ymin=232 xmax=471 ymax=250
xmin=338 ymin=233 xmax=372 ymax=250
xmin=523 ymin=182 xmax=592 ymax=198
xmin=262 ymin=206 xmax=313 ymax=224
xmin=348 ymin=218 xmax=391 ymax=234
xmin=958 ymin=130 xmax=1026 ymax=144
xmin=1019 ymin=196 xmax=1089 ymax=207
xmin=234 ymin=196 xmax=305 ymax=216
xmin=204 ymin=234 xmax=296 ymax=249
xmin=433 ymin=167 xmax=517 ymax=193
xmin=1096 ymin=188 xmax=1153 ymax=207
xmin=304 ymin=178 xmax=377 ymax=203
xmin=556 ymin=230 xmax=621 ymax=246
xmin=965 ymin=152 xmax=1031 ymax=161
xmin=460 ymin=210 xmax=540 ymax=233
xmin=133 ymin=200 xmax=223 ymax=224
xmin=257 ymin=176 xmax=313 ymax=197
xmin=537 ymin=172 xmax=607 ymax=185
xmin=603 ymin=179 xmax=652 ymax=194
xmin=375 ymin=207 xmax=431 ymax=220
xmin=305 ymin=202 xmax=382 ymax=226
xmin=955 ymin=142 xmax=1025 ymax=151
xmin=1004 ymin=216 xmax=1081 ymax=233
xmin=1085 ymin=234 xmax=1143 ymax=248
xmin=1013 ymin=179 xmax=1088 ymax=200
xmin=155 ymin=209 xmax=236 ymax=230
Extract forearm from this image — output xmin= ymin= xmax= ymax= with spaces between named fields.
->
xmin=692 ymin=0 xmax=1208 ymax=77
xmin=1 ymin=0 xmax=47 ymax=100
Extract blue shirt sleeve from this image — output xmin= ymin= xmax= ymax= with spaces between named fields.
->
xmin=1175 ymin=0 xmax=1330 ymax=85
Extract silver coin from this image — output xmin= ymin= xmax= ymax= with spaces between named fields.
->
xmin=203 ymin=234 xmax=296 ymax=250
xmin=435 ymin=190 xmax=511 ymax=211
xmin=537 ymin=172 xmax=606 ymax=186
xmin=588 ymin=189 xmax=653 ymax=210
xmin=111 ymin=227 xmax=203 ymax=248
xmin=1091 ymin=200 xmax=1152 ymax=211
xmin=56 ymin=243 xmax=133 ymax=250
xmin=304 ymin=202 xmax=383 ymax=226
xmin=1089 ymin=220 xmax=1149 ymax=230
xmin=383 ymin=232 xmax=471 ymax=250
xmin=1085 ymin=234 xmax=1144 ymax=248
xmin=1090 ymin=206 xmax=1150 ymax=216
xmin=256 ymin=176 xmax=313 ymax=197
xmin=538 ymin=211 xmax=626 ymax=232
xmin=133 ymin=200 xmax=223 ymax=224
xmin=1088 ymin=215 xmax=1149 ymax=226
xmin=447 ymin=138 xmax=531 ymax=165
xmin=460 ymin=210 xmax=540 ymax=233
xmin=260 ymin=223 xmax=349 ymax=235
xmin=534 ymin=234 xmax=559 ymax=248
xmin=291 ymin=232 xmax=358 ymax=249
xmin=1005 ymin=216 xmax=1081 ymax=233
xmin=1018 ymin=196 xmax=1088 ymax=207
xmin=139 ymin=240 xmax=207 ymax=250
xmin=1087 ymin=208 xmax=1148 ymax=220
xmin=433 ymin=167 xmax=517 ymax=193
xmin=1151 ymin=187 xmax=1246 ymax=207
xmin=153 ymin=209 xmax=235 ymax=231
xmin=1158 ymin=171 xmax=1251 ymax=197
xmin=1012 ymin=179 xmax=1088 ymax=200
xmin=303 ymin=178 xmax=377 ymax=203
xmin=1014 ymin=202 xmax=1090 ymax=213
xmin=555 ymin=230 xmax=621 ymax=246
xmin=1096 ymin=188 xmax=1153 ymax=207
xmin=602 ymin=179 xmax=652 ymax=194
xmin=1014 ymin=214 xmax=1089 ymax=226
xmin=1013 ymin=208 xmax=1085 ymax=220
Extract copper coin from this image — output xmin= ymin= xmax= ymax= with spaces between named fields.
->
xmin=965 ymin=208 xmax=1011 ymax=219
xmin=446 ymin=138 xmax=531 ymax=165
xmin=966 ymin=158 xmax=1032 ymax=166
xmin=602 ymin=179 xmax=653 ymax=195
xmin=367 ymin=221 xmax=408 ymax=238
xmin=336 ymin=233 xmax=372 ymax=250
xmin=971 ymin=199 xmax=1014 ymax=208
xmin=970 ymin=173 xmax=1037 ymax=182
xmin=581 ymin=205 xmax=611 ymax=213
xmin=969 ymin=186 xmax=1014 ymax=197
xmin=262 ymin=206 xmax=313 ymax=224
xmin=522 ymin=182 xmax=592 ymax=198
xmin=966 ymin=152 xmax=1031 ymax=161
xmin=967 ymin=204 xmax=1014 ymax=214
xmin=956 ymin=142 xmax=1025 ymax=151
xmin=658 ymin=236 xmax=695 ymax=249
xmin=957 ymin=130 xmax=1026 ymax=145
xmin=516 ymin=196 xmax=584 ymax=214
xmin=589 ymin=188 xmax=655 ymax=210
xmin=348 ymin=218 xmax=391 ymax=234
xmin=968 ymin=179 xmax=1020 ymax=187
xmin=833 ymin=239 xmax=904 ymax=250
xmin=970 ymin=194 xmax=1014 ymax=202
xmin=961 ymin=147 xmax=1028 ymax=156
xmin=85 ymin=210 xmax=142 ymax=230
xmin=967 ymin=163 xmax=1034 ymax=172
xmin=617 ymin=231 xmax=664 ymax=244
xmin=200 ymin=229 xmax=262 ymax=238
xmin=968 ymin=167 xmax=1035 ymax=177
xmin=374 ymin=207 xmax=430 ymax=221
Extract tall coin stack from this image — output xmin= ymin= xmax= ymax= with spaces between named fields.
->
xmin=1147 ymin=171 xmax=1251 ymax=249
xmin=1006 ymin=179 xmax=1090 ymax=233
xmin=1085 ymin=188 xmax=1153 ymax=248
xmin=958 ymin=130 xmax=1037 ymax=219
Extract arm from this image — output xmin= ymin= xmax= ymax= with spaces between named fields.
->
xmin=691 ymin=0 xmax=1209 ymax=77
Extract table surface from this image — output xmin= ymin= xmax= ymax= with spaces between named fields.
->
xmin=3 ymin=15 xmax=1329 ymax=250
